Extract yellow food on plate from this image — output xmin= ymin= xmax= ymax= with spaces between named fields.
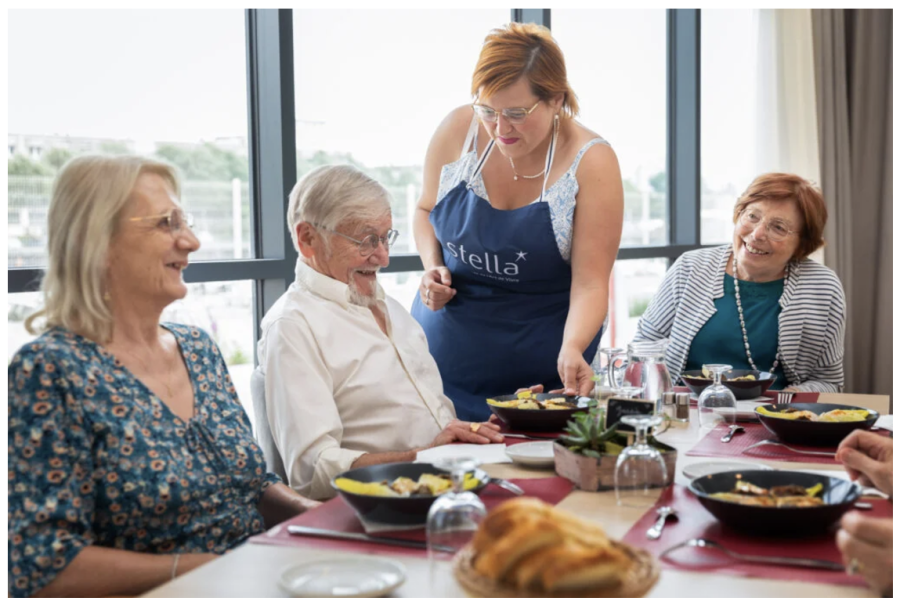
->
xmin=709 ymin=481 xmax=825 ymax=507
xmin=756 ymin=406 xmax=869 ymax=422
xmin=469 ymin=497 xmax=632 ymax=593
xmin=487 ymin=395 xmax=577 ymax=411
xmin=335 ymin=473 xmax=480 ymax=497
xmin=819 ymin=409 xmax=869 ymax=423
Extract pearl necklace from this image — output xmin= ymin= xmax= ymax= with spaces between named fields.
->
xmin=732 ymin=255 xmax=786 ymax=374
xmin=508 ymin=156 xmax=545 ymax=181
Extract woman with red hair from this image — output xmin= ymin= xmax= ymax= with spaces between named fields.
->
xmin=636 ymin=173 xmax=845 ymax=392
xmin=411 ymin=23 xmax=624 ymax=420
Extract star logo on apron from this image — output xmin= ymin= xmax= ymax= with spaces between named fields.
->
xmin=516 ymin=251 xmax=528 ymax=261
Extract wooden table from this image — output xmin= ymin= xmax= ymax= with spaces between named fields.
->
xmin=143 ymin=392 xmax=890 ymax=598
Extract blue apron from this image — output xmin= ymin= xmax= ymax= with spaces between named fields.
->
xmin=411 ymin=128 xmax=602 ymax=421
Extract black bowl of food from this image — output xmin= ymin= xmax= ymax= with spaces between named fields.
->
xmin=331 ymin=462 xmax=490 ymax=525
xmin=486 ymin=393 xmax=592 ymax=432
xmin=755 ymin=402 xmax=879 ymax=447
xmin=689 ymin=469 xmax=861 ymax=535
xmin=681 ymin=369 xmax=776 ymax=400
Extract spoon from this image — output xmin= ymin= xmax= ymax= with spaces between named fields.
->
xmin=645 ymin=506 xmax=678 ymax=540
xmin=721 ymin=424 xmax=745 ymax=443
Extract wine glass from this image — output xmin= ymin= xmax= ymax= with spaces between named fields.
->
xmin=426 ymin=456 xmax=486 ymax=593
xmin=698 ymin=364 xmax=738 ymax=431
xmin=613 ymin=385 xmax=644 ymax=400
xmin=593 ymin=347 xmax=624 ymax=404
xmin=614 ymin=415 xmax=668 ymax=508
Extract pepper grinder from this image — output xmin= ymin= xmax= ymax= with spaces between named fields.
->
xmin=674 ymin=392 xmax=691 ymax=425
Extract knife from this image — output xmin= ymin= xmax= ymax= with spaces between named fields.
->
xmin=287 ymin=525 xmax=455 ymax=553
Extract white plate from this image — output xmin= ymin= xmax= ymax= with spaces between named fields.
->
xmin=278 ymin=556 xmax=407 ymax=598
xmin=682 ymin=460 xmax=774 ymax=480
xmin=505 ymin=441 xmax=556 ymax=468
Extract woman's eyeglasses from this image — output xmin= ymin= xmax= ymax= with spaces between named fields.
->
xmin=318 ymin=226 xmax=399 ymax=257
xmin=472 ymin=100 xmax=541 ymax=125
xmin=738 ymin=209 xmax=797 ymax=242
xmin=129 ymin=208 xmax=195 ymax=235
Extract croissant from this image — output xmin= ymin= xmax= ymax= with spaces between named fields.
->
xmin=470 ymin=497 xmax=632 ymax=593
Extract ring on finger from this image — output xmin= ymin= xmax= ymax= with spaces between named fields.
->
xmin=470 ymin=422 xmax=481 ymax=434
xmin=847 ymin=558 xmax=864 ymax=576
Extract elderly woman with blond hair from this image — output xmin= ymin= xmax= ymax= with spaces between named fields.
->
xmin=635 ymin=172 xmax=846 ymax=392
xmin=8 ymin=156 xmax=317 ymax=598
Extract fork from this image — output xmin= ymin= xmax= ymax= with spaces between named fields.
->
xmin=775 ymin=391 xmax=793 ymax=407
xmin=660 ymin=538 xmax=844 ymax=571
xmin=741 ymin=439 xmax=835 ymax=458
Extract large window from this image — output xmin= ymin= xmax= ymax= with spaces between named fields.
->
xmin=292 ymin=8 xmax=509 ymax=303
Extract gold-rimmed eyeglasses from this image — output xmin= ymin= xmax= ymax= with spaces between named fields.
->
xmin=128 ymin=208 xmax=195 ymax=234
xmin=472 ymin=100 xmax=541 ymax=125
xmin=738 ymin=208 xmax=798 ymax=242
xmin=317 ymin=226 xmax=399 ymax=257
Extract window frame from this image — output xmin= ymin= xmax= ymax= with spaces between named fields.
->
xmin=7 ymin=8 xmax=709 ymax=361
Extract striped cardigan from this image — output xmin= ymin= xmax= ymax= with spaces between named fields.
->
xmin=634 ymin=245 xmax=846 ymax=393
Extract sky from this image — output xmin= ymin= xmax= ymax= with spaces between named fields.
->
xmin=9 ymin=8 xmax=761 ymax=190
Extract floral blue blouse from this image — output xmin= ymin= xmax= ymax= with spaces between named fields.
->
xmin=8 ymin=323 xmax=280 ymax=597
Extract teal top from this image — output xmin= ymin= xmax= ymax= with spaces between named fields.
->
xmin=685 ymin=275 xmax=788 ymax=390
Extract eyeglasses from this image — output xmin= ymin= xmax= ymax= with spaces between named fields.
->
xmin=129 ymin=208 xmax=195 ymax=234
xmin=318 ymin=226 xmax=399 ymax=257
xmin=738 ymin=208 xmax=798 ymax=242
xmin=472 ymin=100 xmax=541 ymax=125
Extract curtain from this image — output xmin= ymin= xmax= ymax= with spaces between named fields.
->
xmin=811 ymin=9 xmax=892 ymax=401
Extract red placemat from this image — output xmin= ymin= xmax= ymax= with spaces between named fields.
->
xmin=250 ymin=477 xmax=573 ymax=557
xmin=621 ymin=485 xmax=891 ymax=587
xmin=685 ymin=422 xmax=843 ymax=464
xmin=674 ymin=387 xmax=820 ymax=406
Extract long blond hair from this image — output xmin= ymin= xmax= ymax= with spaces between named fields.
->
xmin=25 ymin=155 xmax=180 ymax=343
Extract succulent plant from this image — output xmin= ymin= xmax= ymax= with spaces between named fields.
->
xmin=560 ymin=405 xmax=668 ymax=458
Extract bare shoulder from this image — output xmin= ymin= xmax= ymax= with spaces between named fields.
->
xmin=428 ymin=105 xmax=476 ymax=158
xmin=566 ymin=120 xmax=619 ymax=179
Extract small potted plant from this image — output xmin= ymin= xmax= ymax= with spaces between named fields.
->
xmin=553 ymin=405 xmax=677 ymax=492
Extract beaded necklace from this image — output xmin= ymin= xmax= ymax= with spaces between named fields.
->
xmin=732 ymin=255 xmax=786 ymax=374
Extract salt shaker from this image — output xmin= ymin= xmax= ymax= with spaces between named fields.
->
xmin=675 ymin=392 xmax=691 ymax=424
xmin=660 ymin=391 xmax=676 ymax=418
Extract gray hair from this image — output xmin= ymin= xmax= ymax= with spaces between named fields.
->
xmin=287 ymin=164 xmax=392 ymax=253
xmin=25 ymin=155 xmax=180 ymax=344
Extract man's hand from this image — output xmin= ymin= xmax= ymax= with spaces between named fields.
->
xmin=429 ymin=419 xmax=504 ymax=448
xmin=835 ymin=430 xmax=893 ymax=496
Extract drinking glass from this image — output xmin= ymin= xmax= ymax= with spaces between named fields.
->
xmin=426 ymin=456 xmax=486 ymax=593
xmin=613 ymin=385 xmax=644 ymax=400
xmin=698 ymin=364 xmax=738 ymax=431
xmin=614 ymin=415 xmax=668 ymax=508
xmin=593 ymin=347 xmax=624 ymax=404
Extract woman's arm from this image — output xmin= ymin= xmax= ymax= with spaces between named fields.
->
xmin=256 ymin=483 xmax=321 ymax=529
xmin=558 ymin=144 xmax=624 ymax=394
xmin=791 ymin=277 xmax=846 ymax=393
xmin=413 ymin=106 xmax=474 ymax=311
xmin=32 ymin=548 xmax=217 ymax=598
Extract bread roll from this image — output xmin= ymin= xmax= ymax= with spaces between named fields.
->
xmin=473 ymin=517 xmax=565 ymax=580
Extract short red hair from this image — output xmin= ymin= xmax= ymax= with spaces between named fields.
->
xmin=733 ymin=173 xmax=827 ymax=260
xmin=471 ymin=22 xmax=579 ymax=118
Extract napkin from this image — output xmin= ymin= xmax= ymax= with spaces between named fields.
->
xmin=875 ymin=415 xmax=893 ymax=432
xmin=415 ymin=443 xmax=512 ymax=465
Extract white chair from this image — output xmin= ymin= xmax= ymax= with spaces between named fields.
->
xmin=250 ymin=367 xmax=288 ymax=483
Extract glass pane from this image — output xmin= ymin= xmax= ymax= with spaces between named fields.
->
xmin=552 ymin=10 xmax=668 ymax=247
xmin=600 ymin=258 xmax=669 ymax=349
xmin=8 ymin=10 xmax=251 ymax=267
xmin=292 ymin=9 xmax=510 ymax=254
xmin=9 ymin=282 xmax=257 ymax=429
xmin=379 ymin=270 xmax=425 ymax=310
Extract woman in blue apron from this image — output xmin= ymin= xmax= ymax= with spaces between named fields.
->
xmin=411 ymin=23 xmax=624 ymax=421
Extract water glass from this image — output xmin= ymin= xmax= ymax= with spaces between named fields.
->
xmin=426 ymin=456 xmax=486 ymax=593
xmin=614 ymin=415 xmax=668 ymax=508
xmin=698 ymin=364 xmax=738 ymax=431
xmin=593 ymin=347 xmax=624 ymax=403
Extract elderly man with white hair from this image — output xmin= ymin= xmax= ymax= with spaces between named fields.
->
xmin=254 ymin=165 xmax=504 ymax=500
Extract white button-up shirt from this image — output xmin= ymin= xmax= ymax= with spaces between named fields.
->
xmin=256 ymin=259 xmax=457 ymax=499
